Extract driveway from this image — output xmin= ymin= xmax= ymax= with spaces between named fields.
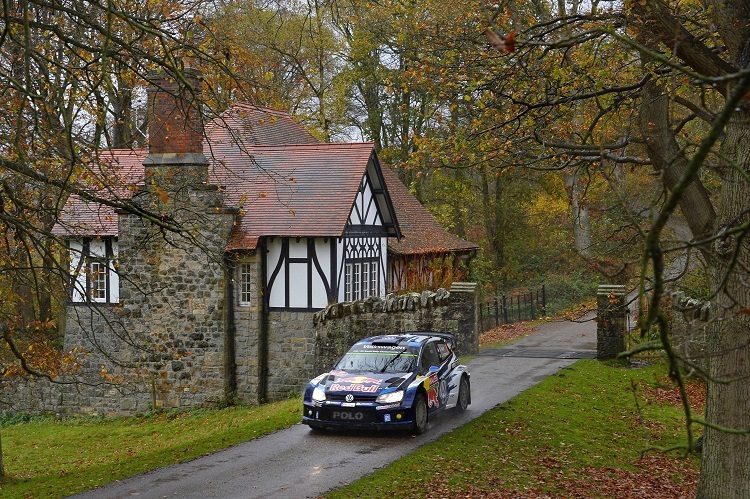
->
xmin=71 ymin=317 xmax=596 ymax=499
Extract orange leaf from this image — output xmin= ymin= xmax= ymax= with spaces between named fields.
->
xmin=485 ymin=28 xmax=516 ymax=54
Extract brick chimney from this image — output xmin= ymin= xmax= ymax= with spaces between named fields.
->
xmin=143 ymin=68 xmax=209 ymax=187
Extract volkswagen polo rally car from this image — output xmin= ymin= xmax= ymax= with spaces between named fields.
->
xmin=302 ymin=332 xmax=470 ymax=434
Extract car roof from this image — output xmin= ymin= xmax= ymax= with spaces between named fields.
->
xmin=357 ymin=332 xmax=456 ymax=349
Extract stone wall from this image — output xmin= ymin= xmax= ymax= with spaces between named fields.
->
xmin=104 ymin=186 xmax=236 ymax=413
xmin=309 ymin=283 xmax=479 ymax=381
xmin=596 ymin=284 xmax=627 ymax=360
xmin=233 ymin=254 xmax=262 ymax=405
xmin=0 ymin=188 xmax=238 ymax=418
xmin=0 ymin=281 xmax=479 ymax=415
xmin=1 ymin=305 xmax=144 ymax=417
xmin=0 ymin=371 xmax=67 ymax=416
xmin=669 ymin=291 xmax=711 ymax=372
xmin=265 ymin=311 xmax=318 ymax=401
xmin=62 ymin=304 xmax=147 ymax=415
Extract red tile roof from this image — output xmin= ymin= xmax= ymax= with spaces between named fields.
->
xmin=53 ymin=149 xmax=146 ymax=237
xmin=213 ymin=143 xmax=382 ymax=249
xmin=55 ymin=143 xmax=379 ymax=249
xmin=205 ymin=103 xmax=319 ymax=148
xmin=55 ymin=103 xmax=475 ymax=255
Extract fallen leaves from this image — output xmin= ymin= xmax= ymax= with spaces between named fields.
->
xmin=641 ymin=377 xmax=707 ymax=410
xmin=480 ymin=321 xmax=535 ymax=346
xmin=422 ymin=453 xmax=698 ymax=498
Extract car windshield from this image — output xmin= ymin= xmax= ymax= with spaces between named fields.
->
xmin=336 ymin=345 xmax=418 ymax=373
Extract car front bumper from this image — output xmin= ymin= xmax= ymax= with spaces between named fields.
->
xmin=302 ymin=403 xmax=415 ymax=430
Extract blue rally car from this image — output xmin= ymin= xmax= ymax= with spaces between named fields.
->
xmin=302 ymin=332 xmax=470 ymax=434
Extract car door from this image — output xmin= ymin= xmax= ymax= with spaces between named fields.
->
xmin=420 ymin=340 xmax=449 ymax=411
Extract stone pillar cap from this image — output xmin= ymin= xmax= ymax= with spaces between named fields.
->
xmin=450 ymin=282 xmax=478 ymax=292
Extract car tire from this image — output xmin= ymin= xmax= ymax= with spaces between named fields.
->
xmin=455 ymin=375 xmax=470 ymax=412
xmin=411 ymin=393 xmax=428 ymax=435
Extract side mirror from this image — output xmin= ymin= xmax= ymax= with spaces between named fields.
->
xmin=421 ymin=364 xmax=440 ymax=376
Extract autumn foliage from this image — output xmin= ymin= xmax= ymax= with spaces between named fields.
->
xmin=1 ymin=321 xmax=85 ymax=379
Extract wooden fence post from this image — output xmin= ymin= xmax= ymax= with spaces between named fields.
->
xmin=494 ymin=297 xmax=499 ymax=326
xmin=517 ymin=296 xmax=521 ymax=322
xmin=503 ymin=295 xmax=513 ymax=324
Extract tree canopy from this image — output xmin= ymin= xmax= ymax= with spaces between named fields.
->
xmin=0 ymin=0 xmax=235 ymax=374
xmin=1 ymin=0 xmax=750 ymax=494
xmin=213 ymin=0 xmax=750 ymax=494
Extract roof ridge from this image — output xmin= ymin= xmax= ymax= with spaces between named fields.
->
xmin=224 ymin=102 xmax=292 ymax=118
xmin=249 ymin=142 xmax=374 ymax=149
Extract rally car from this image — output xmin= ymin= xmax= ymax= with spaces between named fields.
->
xmin=302 ymin=332 xmax=470 ymax=434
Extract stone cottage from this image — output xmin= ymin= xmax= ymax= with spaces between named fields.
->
xmin=37 ymin=69 xmax=478 ymax=415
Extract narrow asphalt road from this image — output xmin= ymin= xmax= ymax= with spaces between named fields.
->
xmin=71 ymin=317 xmax=596 ymax=499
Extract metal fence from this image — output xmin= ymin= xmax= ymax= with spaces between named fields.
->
xmin=480 ymin=285 xmax=547 ymax=331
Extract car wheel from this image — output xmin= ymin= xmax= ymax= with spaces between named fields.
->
xmin=411 ymin=393 xmax=428 ymax=435
xmin=455 ymin=375 xmax=470 ymax=412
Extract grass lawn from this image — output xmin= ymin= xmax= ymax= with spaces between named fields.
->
xmin=324 ymin=359 xmax=703 ymax=498
xmin=0 ymin=399 xmax=301 ymax=499
xmin=0 ymin=323 xmax=703 ymax=499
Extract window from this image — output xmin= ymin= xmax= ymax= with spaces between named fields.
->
xmin=238 ymin=263 xmax=253 ymax=305
xmin=90 ymin=261 xmax=108 ymax=302
xmin=69 ymin=237 xmax=119 ymax=304
xmin=420 ymin=342 xmax=441 ymax=374
xmin=361 ymin=261 xmax=377 ymax=298
xmin=436 ymin=340 xmax=452 ymax=362
xmin=336 ymin=346 xmax=418 ymax=373
xmin=345 ymin=259 xmax=378 ymax=301
xmin=361 ymin=262 xmax=369 ymax=298
xmin=353 ymin=262 xmax=361 ymax=300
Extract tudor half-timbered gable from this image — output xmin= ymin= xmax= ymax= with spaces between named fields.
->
xmin=342 ymin=172 xmax=391 ymax=304
xmin=212 ymin=143 xmax=399 ymax=311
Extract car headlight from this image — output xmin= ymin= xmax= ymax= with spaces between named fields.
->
xmin=312 ymin=386 xmax=326 ymax=402
xmin=376 ymin=390 xmax=404 ymax=404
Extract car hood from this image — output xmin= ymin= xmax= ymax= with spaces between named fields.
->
xmin=320 ymin=370 xmax=415 ymax=395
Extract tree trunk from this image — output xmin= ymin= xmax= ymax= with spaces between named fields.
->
xmin=480 ymin=173 xmax=509 ymax=285
xmin=563 ymin=169 xmax=592 ymax=259
xmin=109 ymin=87 xmax=134 ymax=149
xmin=639 ymin=79 xmax=716 ymax=244
xmin=697 ymin=111 xmax=750 ymax=498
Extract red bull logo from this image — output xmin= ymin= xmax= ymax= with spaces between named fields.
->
xmin=427 ymin=387 xmax=439 ymax=407
xmin=424 ymin=372 xmax=441 ymax=408
xmin=329 ymin=383 xmax=379 ymax=393
xmin=329 ymin=375 xmax=381 ymax=393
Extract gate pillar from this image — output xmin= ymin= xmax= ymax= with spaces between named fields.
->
xmin=597 ymin=285 xmax=627 ymax=360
